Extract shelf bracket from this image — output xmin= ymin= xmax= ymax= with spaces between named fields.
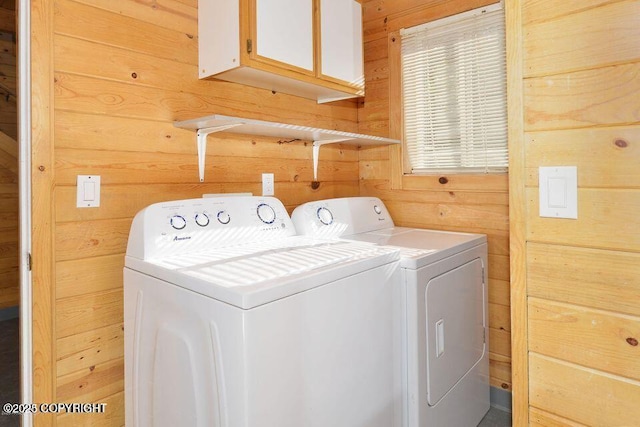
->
xmin=196 ymin=124 xmax=244 ymax=182
xmin=312 ymin=138 xmax=354 ymax=182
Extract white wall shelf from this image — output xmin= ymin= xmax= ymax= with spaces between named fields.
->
xmin=173 ymin=114 xmax=400 ymax=183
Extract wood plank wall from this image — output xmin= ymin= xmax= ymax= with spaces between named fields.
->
xmin=0 ymin=0 xmax=17 ymax=310
xmin=37 ymin=0 xmax=362 ymax=424
xmin=509 ymin=0 xmax=640 ymax=424
xmin=358 ymin=0 xmax=512 ymax=393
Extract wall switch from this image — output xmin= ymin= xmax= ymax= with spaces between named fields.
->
xmin=77 ymin=175 xmax=101 ymax=208
xmin=262 ymin=173 xmax=274 ymax=196
xmin=539 ymin=166 xmax=577 ymax=219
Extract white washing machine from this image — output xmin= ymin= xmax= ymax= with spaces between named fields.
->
xmin=124 ymin=196 xmax=403 ymax=427
xmin=292 ymin=197 xmax=490 ymax=427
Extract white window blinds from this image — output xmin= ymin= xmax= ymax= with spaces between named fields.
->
xmin=401 ymin=3 xmax=507 ymax=173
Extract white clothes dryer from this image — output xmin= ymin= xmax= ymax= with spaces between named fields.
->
xmin=292 ymin=197 xmax=490 ymax=427
xmin=124 ymin=196 xmax=403 ymax=427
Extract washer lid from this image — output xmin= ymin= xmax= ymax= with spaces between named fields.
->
xmin=125 ymin=238 xmax=400 ymax=309
xmin=343 ymin=227 xmax=486 ymax=269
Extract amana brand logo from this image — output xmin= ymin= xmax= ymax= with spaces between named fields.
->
xmin=173 ymin=235 xmax=192 ymax=241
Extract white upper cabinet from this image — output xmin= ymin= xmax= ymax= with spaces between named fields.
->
xmin=256 ymin=0 xmax=314 ymax=72
xmin=198 ymin=0 xmax=365 ymax=103
xmin=319 ymin=0 xmax=364 ymax=88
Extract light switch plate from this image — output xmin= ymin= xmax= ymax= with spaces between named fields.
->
xmin=539 ymin=166 xmax=577 ymax=219
xmin=77 ymin=175 xmax=101 ymax=208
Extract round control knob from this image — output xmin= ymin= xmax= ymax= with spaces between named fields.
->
xmin=170 ymin=215 xmax=187 ymax=230
xmin=217 ymin=210 xmax=231 ymax=225
xmin=373 ymin=205 xmax=382 ymax=215
xmin=256 ymin=203 xmax=276 ymax=224
xmin=195 ymin=213 xmax=210 ymax=227
xmin=316 ymin=207 xmax=334 ymax=225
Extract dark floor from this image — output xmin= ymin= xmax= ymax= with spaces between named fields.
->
xmin=0 ymin=317 xmax=19 ymax=427
xmin=478 ymin=406 xmax=512 ymax=427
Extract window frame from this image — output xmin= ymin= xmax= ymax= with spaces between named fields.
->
xmin=388 ymin=1 xmax=508 ymax=190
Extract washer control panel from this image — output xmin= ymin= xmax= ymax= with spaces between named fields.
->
xmin=127 ymin=196 xmax=295 ymax=260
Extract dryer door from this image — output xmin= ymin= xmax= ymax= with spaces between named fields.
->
xmin=425 ymin=258 xmax=485 ymax=406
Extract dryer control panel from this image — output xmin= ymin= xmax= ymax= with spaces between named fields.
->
xmin=127 ymin=196 xmax=295 ymax=260
xmin=291 ymin=197 xmax=394 ymax=237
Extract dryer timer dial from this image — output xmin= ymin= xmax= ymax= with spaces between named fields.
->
xmin=317 ymin=207 xmax=334 ymax=225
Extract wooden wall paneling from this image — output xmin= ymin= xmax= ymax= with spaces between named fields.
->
xmin=31 ymin=0 xmax=57 ymax=423
xmin=529 ymin=407 xmax=587 ymax=427
xmin=363 ymin=0 xmax=496 ymax=43
xmin=56 ymin=357 xmax=123 ymax=403
xmin=529 ymin=353 xmax=640 ymax=426
xmin=488 ymin=279 xmax=510 ymax=307
xmin=55 ymin=288 xmax=122 ymax=338
xmin=524 ymin=63 xmax=640 ymax=132
xmin=73 ymin=0 xmax=197 ymax=34
xmin=529 ymin=297 xmax=640 ymax=381
xmin=489 ymin=327 xmax=512 ymax=358
xmin=0 ymin=7 xmax=15 ymax=34
xmin=52 ymin=3 xmax=358 ymax=127
xmin=506 ymin=0 xmax=528 ymax=423
xmin=520 ymin=0 xmax=640 ymax=422
xmin=57 ymin=390 xmax=124 ymax=427
xmin=361 ymin=179 xmax=510 ymax=208
xmin=54 ymin=111 xmax=360 ymax=162
xmin=53 ymin=71 xmax=356 ymax=131
xmin=401 ymin=174 xmax=509 ymax=192
xmin=56 ymin=255 xmax=124 ymax=299
xmin=522 ymin=0 xmax=615 ymax=24
xmin=528 ymin=243 xmax=640 ymax=317
xmin=54 ymin=181 xmax=360 ymax=223
xmin=0 ymin=284 xmax=18 ymax=308
xmin=489 ymin=352 xmax=512 ymax=391
xmin=525 ymin=126 xmax=640 ymax=188
xmin=523 ymin=1 xmax=640 ymax=77
xmin=384 ymin=200 xmax=509 ymax=232
xmin=0 ymin=97 xmax=17 ymax=139
xmin=0 ymin=129 xmax=17 ymax=308
xmin=360 ymin=180 xmax=510 ymax=208
xmin=54 ymin=0 xmax=196 ymax=64
xmin=56 ymin=322 xmax=123 ymax=377
xmin=54 ymin=148 xmax=358 ymax=185
xmin=387 ymin=31 xmax=403 ymax=189
xmin=527 ymin=188 xmax=640 ymax=251
xmin=55 ymin=219 xmax=130 ymax=262
xmin=358 ymin=145 xmax=389 ymax=161
xmin=489 ymin=302 xmax=511 ymax=334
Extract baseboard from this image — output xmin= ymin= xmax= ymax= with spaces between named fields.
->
xmin=490 ymin=386 xmax=512 ymax=413
xmin=0 ymin=305 xmax=19 ymax=321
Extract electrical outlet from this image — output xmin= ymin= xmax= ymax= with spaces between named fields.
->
xmin=262 ymin=173 xmax=274 ymax=196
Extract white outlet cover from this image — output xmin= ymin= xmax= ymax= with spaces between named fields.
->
xmin=262 ymin=173 xmax=274 ymax=196
xmin=539 ymin=166 xmax=577 ymax=219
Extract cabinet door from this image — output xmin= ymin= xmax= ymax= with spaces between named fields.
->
xmin=254 ymin=0 xmax=314 ymax=72
xmin=319 ymin=0 xmax=364 ymax=89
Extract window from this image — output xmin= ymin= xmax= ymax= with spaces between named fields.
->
xmin=400 ymin=3 xmax=507 ymax=173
